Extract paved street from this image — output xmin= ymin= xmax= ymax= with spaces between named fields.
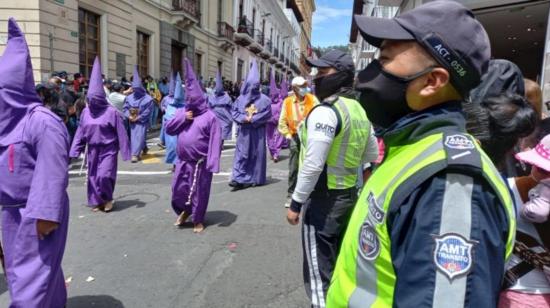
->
xmin=0 ymin=133 xmax=309 ymax=308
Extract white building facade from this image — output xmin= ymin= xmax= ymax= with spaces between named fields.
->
xmin=232 ymin=0 xmax=300 ymax=84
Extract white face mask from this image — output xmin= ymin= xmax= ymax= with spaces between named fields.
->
xmin=297 ymin=87 xmax=310 ymax=97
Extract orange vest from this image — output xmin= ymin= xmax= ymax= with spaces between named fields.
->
xmin=284 ymin=94 xmax=315 ymax=135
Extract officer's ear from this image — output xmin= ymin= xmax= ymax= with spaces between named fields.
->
xmin=418 ymin=68 xmax=450 ymax=97
xmin=407 ymin=67 xmax=461 ymax=111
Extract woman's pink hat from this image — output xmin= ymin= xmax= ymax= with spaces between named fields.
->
xmin=516 ymin=135 xmax=550 ymax=172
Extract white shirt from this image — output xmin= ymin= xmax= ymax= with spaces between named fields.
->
xmin=108 ymin=92 xmax=126 ymax=113
xmin=292 ymin=105 xmax=379 ymax=204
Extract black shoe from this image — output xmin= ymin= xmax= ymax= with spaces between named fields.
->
xmin=230 ymin=183 xmax=251 ymax=192
xmin=228 ymin=181 xmax=238 ymax=187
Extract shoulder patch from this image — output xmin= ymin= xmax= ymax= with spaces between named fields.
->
xmin=433 ymin=233 xmax=476 ymax=281
xmin=359 ymin=222 xmax=380 ymax=261
xmin=444 ymin=134 xmax=475 ymax=150
xmin=442 ymin=133 xmax=482 ymax=169
xmin=366 ymin=191 xmax=385 ymax=225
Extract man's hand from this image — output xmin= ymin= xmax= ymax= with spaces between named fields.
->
xmin=36 ymin=219 xmax=59 ymax=240
xmin=245 ymin=115 xmax=252 ymax=123
xmin=186 ymin=111 xmax=194 ymax=120
xmin=286 ymin=209 xmax=300 ymax=225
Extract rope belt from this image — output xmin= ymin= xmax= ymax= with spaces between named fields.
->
xmin=185 ymin=158 xmax=205 ymax=206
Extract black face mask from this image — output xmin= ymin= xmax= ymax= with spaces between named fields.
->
xmin=357 ymin=60 xmax=434 ymax=129
xmin=314 ymin=71 xmax=352 ymax=101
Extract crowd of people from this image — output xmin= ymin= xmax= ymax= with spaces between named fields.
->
xmin=2 ymin=0 xmax=550 ymax=307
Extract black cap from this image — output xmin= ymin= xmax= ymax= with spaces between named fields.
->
xmin=306 ymin=50 xmax=354 ymax=73
xmin=354 ymin=0 xmax=490 ymax=95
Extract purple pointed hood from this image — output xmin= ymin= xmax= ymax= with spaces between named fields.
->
xmin=280 ymin=78 xmax=288 ymax=99
xmin=240 ymin=59 xmax=261 ymax=101
xmin=132 ymin=65 xmax=145 ymax=98
xmin=168 ymin=71 xmax=177 ymax=97
xmin=87 ymin=56 xmax=110 ymax=116
xmin=235 ymin=59 xmax=263 ymax=112
xmin=172 ymin=72 xmax=185 ymax=107
xmin=269 ymin=71 xmax=280 ymax=102
xmin=184 ymin=58 xmax=207 ymax=114
xmin=0 ymin=18 xmax=43 ymax=144
xmin=215 ymin=70 xmax=224 ymax=96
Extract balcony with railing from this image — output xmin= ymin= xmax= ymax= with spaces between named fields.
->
xmin=276 ymin=53 xmax=284 ymax=68
xmin=257 ymin=31 xmax=271 ymax=59
xmin=234 ymin=16 xmax=254 ymax=46
xmin=218 ymin=22 xmax=234 ymax=41
xmin=248 ymin=29 xmax=263 ymax=54
xmin=171 ymin=0 xmax=200 ymax=29
xmin=152 ymin=0 xmax=200 ymax=29
xmin=256 ymin=30 xmax=264 ymax=46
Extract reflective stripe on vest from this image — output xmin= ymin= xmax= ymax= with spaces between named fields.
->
xmin=326 ymin=133 xmax=515 ymax=308
xmin=300 ymin=97 xmax=371 ymax=190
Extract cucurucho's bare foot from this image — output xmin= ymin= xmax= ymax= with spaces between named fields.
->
xmin=104 ymin=200 xmax=114 ymax=212
xmin=193 ymin=223 xmax=205 ymax=233
xmin=174 ymin=211 xmax=191 ymax=226
xmin=92 ymin=204 xmax=104 ymax=212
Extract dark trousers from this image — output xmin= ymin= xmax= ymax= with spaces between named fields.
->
xmin=288 ymin=136 xmax=300 ymax=196
xmin=301 ymin=188 xmax=357 ymax=308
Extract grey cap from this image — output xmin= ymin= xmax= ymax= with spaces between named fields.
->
xmin=306 ymin=50 xmax=354 ymax=73
xmin=354 ymin=0 xmax=491 ymax=95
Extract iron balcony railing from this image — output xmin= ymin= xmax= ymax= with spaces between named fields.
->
xmin=256 ymin=30 xmax=264 ymax=46
xmin=171 ymin=0 xmax=200 ymax=19
xmin=218 ymin=22 xmax=234 ymax=40
xmin=237 ymin=16 xmax=254 ymax=38
xmin=265 ymin=39 xmax=273 ymax=53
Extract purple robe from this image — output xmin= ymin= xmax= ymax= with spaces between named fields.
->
xmin=70 ymin=107 xmax=130 ymax=206
xmin=1 ymin=107 xmax=70 ymax=307
xmin=166 ymin=58 xmax=222 ymax=224
xmin=124 ymin=93 xmax=153 ymax=156
xmin=266 ymin=72 xmax=284 ymax=159
xmin=231 ymin=95 xmax=271 ymax=185
xmin=124 ymin=66 xmax=153 ymax=157
xmin=209 ymin=70 xmax=233 ymax=140
xmin=166 ymin=108 xmax=222 ymax=223
xmin=159 ymin=72 xmax=177 ymax=145
xmin=164 ymin=72 xmax=185 ymax=165
xmin=231 ymin=59 xmax=272 ymax=185
xmin=0 ymin=18 xmax=69 ymax=307
xmin=208 ymin=93 xmax=233 ymax=140
xmin=70 ymin=56 xmax=130 ymax=207
xmin=267 ymin=98 xmax=285 ymax=159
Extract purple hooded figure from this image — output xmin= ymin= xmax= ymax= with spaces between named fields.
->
xmin=123 ymin=66 xmax=153 ymax=162
xmin=164 ymin=72 xmax=185 ymax=165
xmin=280 ymin=77 xmax=289 ymax=100
xmin=229 ymin=59 xmax=272 ymax=190
xmin=158 ymin=71 xmax=177 ymax=147
xmin=70 ymin=57 xmax=131 ymax=212
xmin=266 ymin=71 xmax=285 ymax=161
xmin=166 ymin=58 xmax=222 ymax=233
xmin=208 ymin=70 xmax=233 ymax=140
xmin=0 ymin=18 xmax=69 ymax=307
